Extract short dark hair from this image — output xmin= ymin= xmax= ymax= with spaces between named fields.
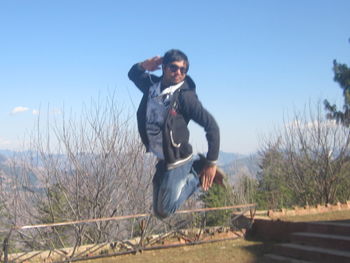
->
xmin=163 ymin=49 xmax=189 ymax=72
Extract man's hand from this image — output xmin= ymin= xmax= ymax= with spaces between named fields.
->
xmin=140 ymin=56 xmax=163 ymax=72
xmin=201 ymin=165 xmax=217 ymax=191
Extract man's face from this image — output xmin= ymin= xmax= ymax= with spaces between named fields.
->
xmin=162 ymin=60 xmax=187 ymax=86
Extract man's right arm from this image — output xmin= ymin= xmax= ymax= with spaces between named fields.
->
xmin=128 ymin=56 xmax=163 ymax=94
xmin=128 ymin=63 xmax=151 ymax=94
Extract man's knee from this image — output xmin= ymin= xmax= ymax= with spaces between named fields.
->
xmin=153 ymin=203 xmax=175 ymax=219
xmin=154 ymin=209 xmax=170 ymax=219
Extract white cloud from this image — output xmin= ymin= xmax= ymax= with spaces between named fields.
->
xmin=286 ymin=119 xmax=338 ymax=130
xmin=11 ymin=106 xmax=30 ymax=115
xmin=51 ymin=108 xmax=62 ymax=115
xmin=0 ymin=137 xmax=11 ymax=147
xmin=32 ymin=109 xmax=40 ymax=115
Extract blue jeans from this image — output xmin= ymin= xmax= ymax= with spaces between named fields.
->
xmin=152 ymin=158 xmax=200 ymax=219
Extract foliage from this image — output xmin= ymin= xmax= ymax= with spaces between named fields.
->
xmin=333 ymin=161 xmax=350 ymax=202
xmin=256 ymin=142 xmax=297 ymax=210
xmin=36 ymin=184 xmax=68 ymax=224
xmin=324 ymin=42 xmax=350 ymax=126
xmin=200 ymin=184 xmax=233 ymax=226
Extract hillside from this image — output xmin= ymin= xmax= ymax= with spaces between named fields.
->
xmin=220 ymin=152 xmax=260 ymax=183
xmin=0 ymin=150 xmax=260 ymax=188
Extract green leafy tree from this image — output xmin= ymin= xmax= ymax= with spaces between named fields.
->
xmin=35 ymin=183 xmax=72 ymax=249
xmin=257 ymin=142 xmax=296 ymax=210
xmin=334 ymin=160 xmax=350 ymax=202
xmin=324 ymin=41 xmax=350 ymax=126
xmin=323 ymin=42 xmax=350 ymax=202
xmin=37 ymin=184 xmax=69 ymax=224
xmin=201 ymin=184 xmax=233 ymax=226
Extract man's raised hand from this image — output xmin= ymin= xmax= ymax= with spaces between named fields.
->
xmin=140 ymin=56 xmax=163 ymax=72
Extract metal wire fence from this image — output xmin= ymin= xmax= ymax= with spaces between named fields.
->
xmin=1 ymin=203 xmax=256 ymax=263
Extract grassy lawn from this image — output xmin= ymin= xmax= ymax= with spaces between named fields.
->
xmin=77 ymin=210 xmax=350 ymax=263
xmin=79 ymin=238 xmax=273 ymax=263
xmin=11 ymin=210 xmax=350 ymax=262
xmin=278 ymin=209 xmax=350 ymax=222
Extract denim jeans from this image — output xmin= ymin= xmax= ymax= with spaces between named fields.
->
xmin=152 ymin=157 xmax=200 ymax=219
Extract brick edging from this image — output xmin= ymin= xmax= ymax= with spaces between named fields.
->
xmin=267 ymin=201 xmax=350 ymax=218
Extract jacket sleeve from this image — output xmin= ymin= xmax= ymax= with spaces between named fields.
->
xmin=180 ymin=90 xmax=220 ymax=165
xmin=128 ymin=63 xmax=154 ymax=94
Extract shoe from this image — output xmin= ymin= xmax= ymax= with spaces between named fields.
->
xmin=213 ymin=166 xmax=227 ymax=188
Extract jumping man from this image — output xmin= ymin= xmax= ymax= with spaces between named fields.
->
xmin=128 ymin=49 xmax=223 ymax=219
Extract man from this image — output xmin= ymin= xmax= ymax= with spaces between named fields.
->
xmin=128 ymin=49 xmax=222 ymax=219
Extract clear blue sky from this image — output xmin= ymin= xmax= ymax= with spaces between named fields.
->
xmin=1 ymin=0 xmax=349 ymax=154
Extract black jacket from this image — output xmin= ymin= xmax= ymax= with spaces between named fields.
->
xmin=128 ymin=63 xmax=220 ymax=169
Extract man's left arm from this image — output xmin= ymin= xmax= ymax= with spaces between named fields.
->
xmin=180 ymin=91 xmax=220 ymax=190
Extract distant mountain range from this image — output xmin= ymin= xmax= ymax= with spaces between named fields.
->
xmin=0 ymin=149 xmax=261 ymax=186
xmin=217 ymin=151 xmax=247 ymax=166
xmin=0 ymin=149 xmax=16 ymax=158
xmin=215 ymin=151 xmax=259 ymax=183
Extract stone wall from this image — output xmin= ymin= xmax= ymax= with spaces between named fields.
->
xmin=249 ymin=219 xmax=308 ymax=242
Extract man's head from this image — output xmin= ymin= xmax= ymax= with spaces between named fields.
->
xmin=162 ymin=49 xmax=189 ymax=86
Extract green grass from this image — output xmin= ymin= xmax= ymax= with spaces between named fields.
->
xmin=12 ymin=210 xmax=350 ymax=262
xmin=65 ymin=210 xmax=350 ymax=263
xmin=79 ymin=239 xmax=273 ymax=263
xmin=278 ymin=209 xmax=350 ymax=222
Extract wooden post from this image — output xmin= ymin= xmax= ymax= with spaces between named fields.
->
xmin=3 ymin=229 xmax=12 ymax=263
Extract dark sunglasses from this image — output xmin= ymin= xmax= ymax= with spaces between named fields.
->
xmin=167 ymin=64 xmax=187 ymax=74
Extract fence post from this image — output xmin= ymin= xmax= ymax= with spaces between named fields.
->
xmin=3 ymin=229 xmax=12 ymax=263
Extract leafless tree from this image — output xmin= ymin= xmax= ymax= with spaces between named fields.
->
xmin=259 ymin=101 xmax=350 ymax=206
xmin=233 ymin=172 xmax=258 ymax=205
xmin=0 ymin=93 xmax=156 ymax=254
